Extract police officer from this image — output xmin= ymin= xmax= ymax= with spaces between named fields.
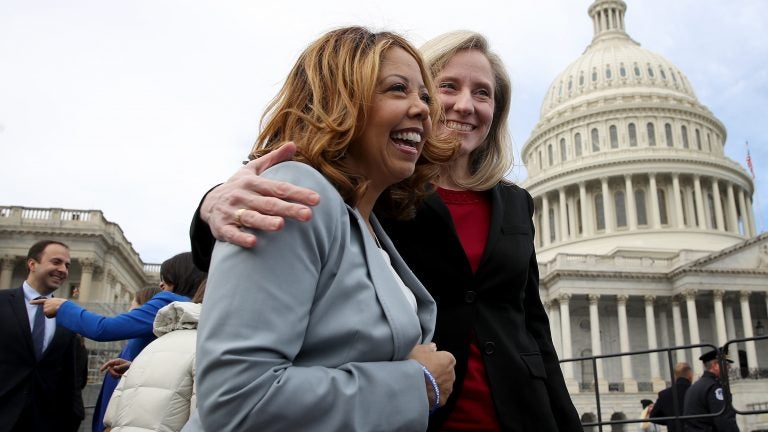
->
xmin=683 ymin=348 xmax=739 ymax=431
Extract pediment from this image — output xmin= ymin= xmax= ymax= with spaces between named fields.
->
xmin=682 ymin=233 xmax=768 ymax=271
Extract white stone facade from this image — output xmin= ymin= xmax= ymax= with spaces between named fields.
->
xmin=523 ymin=1 xmax=768 ymax=430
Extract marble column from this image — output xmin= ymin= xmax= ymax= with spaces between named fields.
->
xmin=645 ymin=295 xmax=666 ymax=391
xmin=740 ymin=291 xmax=759 ymax=373
xmin=726 ymin=184 xmax=739 ymax=233
xmin=746 ymin=197 xmax=756 ymax=237
xmin=559 ymin=293 xmax=578 ymax=392
xmin=568 ymin=196 xmax=578 ymax=239
xmin=77 ymin=258 xmax=95 ymax=302
xmin=625 ymin=175 xmax=638 ymax=229
xmin=694 ymin=176 xmax=706 ymax=229
xmin=588 ymin=294 xmax=607 ymax=392
xmin=542 ymin=195 xmax=551 ymax=247
xmin=738 ymin=189 xmax=750 ymax=236
xmin=725 ymin=303 xmax=742 ymax=372
xmin=0 ymin=256 xmax=15 ymax=290
xmin=559 ymin=188 xmax=569 ymax=241
xmin=685 ymin=289 xmax=703 ymax=376
xmin=712 ymin=290 xmax=728 ymax=346
xmin=547 ymin=300 xmax=562 ymax=358
xmin=617 ymin=294 xmax=638 ymax=392
xmin=712 ymin=180 xmax=725 ymax=231
xmin=579 ymin=182 xmax=589 ymax=236
xmin=649 ymin=173 xmax=661 ymax=228
xmin=601 ymin=178 xmax=613 ymax=233
xmin=672 ymin=174 xmax=685 ymax=228
xmin=671 ymin=298 xmax=686 ymax=363
xmin=658 ymin=304 xmax=671 ymax=380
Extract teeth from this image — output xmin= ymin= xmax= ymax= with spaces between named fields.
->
xmin=445 ymin=121 xmax=474 ymax=132
xmin=391 ymin=131 xmax=422 ymax=145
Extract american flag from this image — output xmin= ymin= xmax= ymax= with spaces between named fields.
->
xmin=746 ymin=143 xmax=755 ymax=178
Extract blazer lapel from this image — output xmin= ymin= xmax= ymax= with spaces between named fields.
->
xmin=347 ymin=207 xmax=429 ymax=360
xmin=8 ymin=287 xmax=36 ymax=359
xmin=478 ymin=184 xmax=504 ymax=269
xmin=372 ymin=215 xmax=436 ymax=344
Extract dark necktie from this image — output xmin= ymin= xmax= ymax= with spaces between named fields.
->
xmin=32 ymin=296 xmax=46 ymax=360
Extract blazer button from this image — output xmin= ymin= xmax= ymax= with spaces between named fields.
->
xmin=464 ymin=290 xmax=477 ymax=303
xmin=484 ymin=341 xmax=496 ymax=355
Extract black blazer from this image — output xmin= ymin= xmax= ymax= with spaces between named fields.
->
xmin=382 ymin=184 xmax=582 ymax=432
xmin=650 ymin=377 xmax=691 ymax=432
xmin=0 ymin=287 xmax=84 ymax=432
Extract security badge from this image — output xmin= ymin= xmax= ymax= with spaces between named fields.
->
xmin=715 ymin=388 xmax=724 ymax=401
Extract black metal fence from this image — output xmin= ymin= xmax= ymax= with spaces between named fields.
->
xmin=561 ymin=335 xmax=768 ymax=431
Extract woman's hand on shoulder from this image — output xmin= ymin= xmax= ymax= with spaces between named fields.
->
xmin=408 ymin=343 xmax=456 ymax=408
xmin=201 ymin=142 xmax=321 ymax=248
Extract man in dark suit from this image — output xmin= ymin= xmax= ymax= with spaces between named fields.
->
xmin=650 ymin=362 xmax=693 ymax=432
xmin=0 ymin=240 xmax=85 ymax=432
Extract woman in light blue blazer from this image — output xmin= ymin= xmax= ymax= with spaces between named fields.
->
xmin=183 ymin=27 xmax=456 ymax=432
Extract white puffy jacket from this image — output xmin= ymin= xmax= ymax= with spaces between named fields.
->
xmin=104 ymin=302 xmax=200 ymax=432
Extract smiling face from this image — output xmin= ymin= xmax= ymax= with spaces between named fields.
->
xmin=26 ymin=243 xmax=70 ymax=295
xmin=435 ymin=49 xmax=495 ymax=167
xmin=347 ymin=46 xmax=432 ymax=193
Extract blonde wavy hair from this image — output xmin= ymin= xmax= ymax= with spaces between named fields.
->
xmin=420 ymin=30 xmax=513 ymax=190
xmin=250 ymin=26 xmax=457 ymax=219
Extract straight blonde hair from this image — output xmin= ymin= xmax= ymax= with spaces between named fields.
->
xmin=420 ymin=30 xmax=513 ymax=190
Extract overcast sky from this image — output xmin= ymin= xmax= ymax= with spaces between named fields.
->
xmin=1 ymin=0 xmax=766 ymax=264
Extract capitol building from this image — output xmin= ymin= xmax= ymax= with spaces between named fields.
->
xmin=1 ymin=0 xmax=766 ymax=430
xmin=522 ymin=0 xmax=768 ymax=429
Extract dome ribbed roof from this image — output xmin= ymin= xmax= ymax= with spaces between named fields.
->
xmin=540 ymin=0 xmax=698 ymax=119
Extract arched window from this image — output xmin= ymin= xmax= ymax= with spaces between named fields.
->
xmin=658 ymin=189 xmax=668 ymax=225
xmin=647 ymin=64 xmax=655 ymax=78
xmin=595 ymin=193 xmax=605 ymax=231
xmin=568 ymin=77 xmax=573 ymax=92
xmin=591 ymin=128 xmax=600 ymax=152
xmin=548 ymin=207 xmax=556 ymax=242
xmin=665 ymin=123 xmax=674 ymax=147
xmin=560 ymin=138 xmax=567 ymax=162
xmin=628 ymin=123 xmax=637 ymax=147
xmin=579 ymin=73 xmax=585 ymax=87
xmin=681 ymin=125 xmax=689 ymax=148
xmin=707 ymin=133 xmax=712 ymax=152
xmin=647 ymin=123 xmax=656 ymax=146
xmin=695 ymin=129 xmax=702 ymax=150
xmin=547 ymin=143 xmax=554 ymax=166
xmin=592 ymin=68 xmax=598 ymax=82
xmin=538 ymin=150 xmax=542 ymax=168
xmin=615 ymin=190 xmax=627 ymax=227
xmin=634 ymin=63 xmax=641 ymax=77
xmin=619 ymin=63 xmax=627 ymax=78
xmin=609 ymin=125 xmax=619 ymax=149
xmin=635 ymin=189 xmax=647 ymax=225
xmin=660 ymin=67 xmax=667 ymax=80
xmin=605 ymin=66 xmax=612 ymax=80
xmin=575 ymin=133 xmax=583 ymax=156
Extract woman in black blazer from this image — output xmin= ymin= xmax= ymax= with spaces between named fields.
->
xmin=191 ymin=31 xmax=582 ymax=432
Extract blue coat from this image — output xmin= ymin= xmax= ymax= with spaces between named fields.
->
xmin=184 ymin=162 xmax=437 ymax=432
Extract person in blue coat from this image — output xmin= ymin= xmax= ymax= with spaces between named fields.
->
xmin=33 ymin=251 xmax=205 ymax=431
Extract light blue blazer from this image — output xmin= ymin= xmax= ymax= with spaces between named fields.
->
xmin=183 ymin=161 xmax=437 ymax=432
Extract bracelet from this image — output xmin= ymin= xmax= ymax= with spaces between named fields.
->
xmin=421 ymin=365 xmax=440 ymax=414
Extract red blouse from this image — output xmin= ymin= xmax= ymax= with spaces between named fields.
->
xmin=436 ymin=188 xmax=501 ymax=432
